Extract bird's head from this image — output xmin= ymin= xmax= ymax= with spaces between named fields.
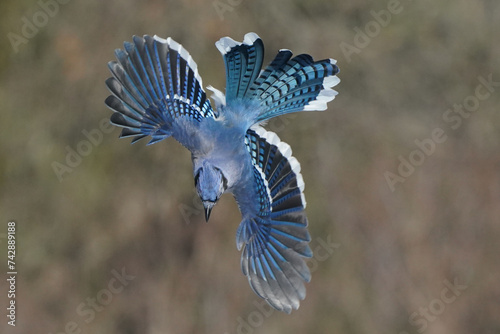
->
xmin=194 ymin=163 xmax=228 ymax=222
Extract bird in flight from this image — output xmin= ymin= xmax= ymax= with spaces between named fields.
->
xmin=105 ymin=32 xmax=339 ymax=313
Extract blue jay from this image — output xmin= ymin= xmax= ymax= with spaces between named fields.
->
xmin=105 ymin=33 xmax=340 ymax=313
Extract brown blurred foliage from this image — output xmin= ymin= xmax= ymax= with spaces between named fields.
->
xmin=0 ymin=0 xmax=499 ymax=333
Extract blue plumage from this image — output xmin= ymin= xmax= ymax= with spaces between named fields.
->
xmin=105 ymin=32 xmax=340 ymax=313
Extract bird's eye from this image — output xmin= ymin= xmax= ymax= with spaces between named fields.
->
xmin=221 ymin=174 xmax=228 ymax=190
xmin=214 ymin=167 xmax=228 ymax=190
xmin=194 ymin=168 xmax=202 ymax=186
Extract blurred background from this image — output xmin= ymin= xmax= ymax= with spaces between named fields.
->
xmin=1 ymin=0 xmax=499 ymax=333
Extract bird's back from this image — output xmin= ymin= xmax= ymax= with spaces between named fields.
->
xmin=192 ymin=115 xmax=256 ymax=194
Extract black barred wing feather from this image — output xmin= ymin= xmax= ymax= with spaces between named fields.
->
xmin=216 ymin=32 xmax=264 ymax=101
xmin=253 ymin=52 xmax=340 ymax=122
xmin=214 ymin=32 xmax=340 ymax=125
xmin=236 ymin=126 xmax=312 ymax=313
xmin=105 ymin=35 xmax=215 ymax=146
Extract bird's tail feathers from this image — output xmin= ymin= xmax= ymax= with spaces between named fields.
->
xmin=216 ymin=32 xmax=264 ymax=102
xmin=252 ymin=52 xmax=340 ymax=123
xmin=215 ymin=33 xmax=340 ymax=125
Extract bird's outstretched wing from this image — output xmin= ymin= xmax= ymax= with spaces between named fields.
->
xmin=235 ymin=126 xmax=312 ymax=313
xmin=215 ymin=32 xmax=340 ymax=124
xmin=105 ymin=35 xmax=215 ymax=147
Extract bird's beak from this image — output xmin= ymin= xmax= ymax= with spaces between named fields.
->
xmin=204 ymin=206 xmax=212 ymax=222
xmin=203 ymin=201 xmax=215 ymax=222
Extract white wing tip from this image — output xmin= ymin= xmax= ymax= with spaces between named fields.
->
xmin=216 ymin=33 xmax=260 ymax=55
xmin=153 ymin=35 xmax=203 ymax=88
xmin=215 ymin=36 xmax=238 ymax=55
xmin=153 ymin=35 xmax=168 ymax=44
xmin=207 ymin=85 xmax=226 ymax=108
xmin=294 ymin=171 xmax=307 ymax=207
xmin=250 ymin=126 xmax=307 ymax=208
xmin=252 ymin=126 xmax=280 ymax=147
xmin=303 ymin=74 xmax=340 ymax=111
xmin=277 ymin=142 xmax=292 ymax=158
xmin=243 ymin=32 xmax=260 ymax=45
xmin=286 ymin=156 xmax=307 ymax=208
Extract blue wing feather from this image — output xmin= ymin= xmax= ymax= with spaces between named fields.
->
xmin=236 ymin=126 xmax=312 ymax=313
xmin=254 ymin=55 xmax=339 ymax=121
xmin=215 ymin=33 xmax=340 ymax=125
xmin=216 ymin=32 xmax=264 ymax=101
xmin=105 ymin=35 xmax=215 ymax=147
